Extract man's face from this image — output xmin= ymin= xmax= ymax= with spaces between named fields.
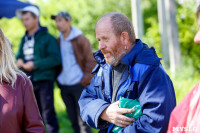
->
xmin=96 ymin=18 xmax=125 ymax=66
xmin=55 ymin=17 xmax=70 ymax=33
xmin=21 ymin=12 xmax=38 ymax=31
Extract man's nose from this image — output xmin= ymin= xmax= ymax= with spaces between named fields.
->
xmin=99 ymin=41 xmax=106 ymax=50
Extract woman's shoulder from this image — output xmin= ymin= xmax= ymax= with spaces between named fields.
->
xmin=16 ymin=72 xmax=32 ymax=87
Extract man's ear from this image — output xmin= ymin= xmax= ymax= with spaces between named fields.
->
xmin=68 ymin=20 xmax=72 ymax=24
xmin=120 ymin=32 xmax=129 ymax=45
xmin=36 ymin=17 xmax=39 ymax=23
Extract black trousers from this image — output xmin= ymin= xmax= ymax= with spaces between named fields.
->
xmin=60 ymin=84 xmax=92 ymax=133
xmin=33 ymin=80 xmax=59 ymax=133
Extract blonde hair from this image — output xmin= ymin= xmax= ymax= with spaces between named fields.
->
xmin=0 ymin=28 xmax=19 ymax=87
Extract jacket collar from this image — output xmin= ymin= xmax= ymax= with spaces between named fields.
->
xmin=121 ymin=39 xmax=143 ymax=66
xmin=25 ymin=26 xmax=47 ymax=37
xmin=93 ymin=50 xmax=106 ymax=67
xmin=60 ymin=26 xmax=82 ymax=41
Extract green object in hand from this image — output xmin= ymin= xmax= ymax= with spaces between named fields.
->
xmin=112 ymin=97 xmax=143 ymax=133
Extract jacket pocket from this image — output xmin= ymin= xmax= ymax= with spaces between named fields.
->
xmin=93 ymin=76 xmax=105 ymax=99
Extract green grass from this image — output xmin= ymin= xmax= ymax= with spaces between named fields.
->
xmin=54 ymin=66 xmax=200 ymax=133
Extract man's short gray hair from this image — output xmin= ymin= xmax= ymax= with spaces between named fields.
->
xmin=96 ymin=12 xmax=136 ymax=43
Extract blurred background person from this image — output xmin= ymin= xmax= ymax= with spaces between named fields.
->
xmin=51 ymin=11 xmax=96 ymax=133
xmin=0 ymin=27 xmax=45 ymax=133
xmin=15 ymin=6 xmax=61 ymax=133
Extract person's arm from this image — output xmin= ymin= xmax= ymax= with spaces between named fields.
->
xmin=100 ymin=101 xmax=135 ymax=127
xmin=16 ymin=37 xmax=25 ymax=60
xmin=79 ymin=67 xmax=136 ymax=129
xmin=79 ymin=74 xmax=111 ymax=129
xmin=78 ymin=35 xmax=96 ymax=86
xmin=23 ymin=77 xmax=45 ymax=133
xmin=119 ymin=66 xmax=176 ymax=133
xmin=16 ymin=59 xmax=24 ymax=69
xmin=34 ymin=35 xmax=61 ymax=70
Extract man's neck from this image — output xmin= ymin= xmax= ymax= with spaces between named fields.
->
xmin=126 ymin=42 xmax=135 ymax=54
xmin=28 ymin=25 xmax=39 ymax=36
xmin=62 ymin=28 xmax=71 ymax=39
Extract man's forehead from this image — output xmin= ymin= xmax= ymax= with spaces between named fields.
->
xmin=22 ymin=12 xmax=36 ymax=19
xmin=55 ymin=16 xmax=65 ymax=20
xmin=22 ymin=12 xmax=31 ymax=16
xmin=97 ymin=16 xmax=111 ymax=26
xmin=96 ymin=18 xmax=112 ymax=31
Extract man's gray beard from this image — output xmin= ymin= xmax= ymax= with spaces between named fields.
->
xmin=109 ymin=50 xmax=127 ymax=66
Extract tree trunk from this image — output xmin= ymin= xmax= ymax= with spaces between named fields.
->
xmin=165 ymin=0 xmax=182 ymax=73
xmin=131 ymin=0 xmax=144 ymax=39
xmin=157 ymin=0 xmax=170 ymax=69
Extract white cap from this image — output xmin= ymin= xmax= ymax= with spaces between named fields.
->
xmin=16 ymin=6 xmax=40 ymax=19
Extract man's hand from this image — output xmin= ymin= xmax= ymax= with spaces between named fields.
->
xmin=100 ymin=101 xmax=135 ymax=127
xmin=16 ymin=59 xmax=24 ymax=68
xmin=23 ymin=61 xmax=34 ymax=71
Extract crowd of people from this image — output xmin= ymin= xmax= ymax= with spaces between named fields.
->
xmin=1 ymin=5 xmax=95 ymax=133
xmin=0 ymin=4 xmax=200 ymax=133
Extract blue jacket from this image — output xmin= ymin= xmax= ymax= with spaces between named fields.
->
xmin=78 ymin=39 xmax=176 ymax=133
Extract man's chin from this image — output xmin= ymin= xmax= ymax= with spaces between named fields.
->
xmin=106 ymin=58 xmax=119 ymax=66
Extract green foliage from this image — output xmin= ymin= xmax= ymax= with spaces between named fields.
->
xmin=142 ymin=0 xmax=162 ymax=57
xmin=0 ymin=17 xmax=25 ymax=52
xmin=0 ymin=0 xmax=199 ymax=70
xmin=176 ymin=0 xmax=200 ymax=72
xmin=0 ymin=0 xmax=132 ymax=52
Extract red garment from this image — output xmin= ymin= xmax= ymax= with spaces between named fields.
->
xmin=0 ymin=73 xmax=45 ymax=133
xmin=167 ymin=81 xmax=200 ymax=133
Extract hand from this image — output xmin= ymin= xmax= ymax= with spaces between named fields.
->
xmin=23 ymin=61 xmax=34 ymax=71
xmin=16 ymin=59 xmax=24 ymax=68
xmin=100 ymin=101 xmax=135 ymax=127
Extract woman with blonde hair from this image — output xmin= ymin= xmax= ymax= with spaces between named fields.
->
xmin=0 ymin=28 xmax=45 ymax=133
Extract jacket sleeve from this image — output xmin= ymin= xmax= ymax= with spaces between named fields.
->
xmin=16 ymin=37 xmax=24 ymax=60
xmin=23 ymin=77 xmax=45 ymax=133
xmin=120 ymin=66 xmax=176 ymax=133
xmin=78 ymin=74 xmax=110 ymax=129
xmin=34 ymin=35 xmax=61 ymax=70
xmin=78 ymin=35 xmax=97 ymax=86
